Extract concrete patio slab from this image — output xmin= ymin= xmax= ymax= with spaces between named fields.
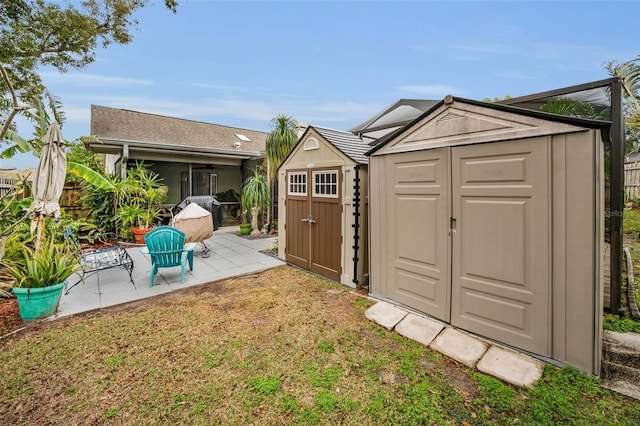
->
xmin=429 ymin=327 xmax=489 ymax=368
xmin=55 ymin=229 xmax=285 ymax=319
xmin=364 ymin=301 xmax=408 ymax=330
xmin=477 ymin=346 xmax=545 ymax=388
xmin=395 ymin=313 xmax=445 ymax=346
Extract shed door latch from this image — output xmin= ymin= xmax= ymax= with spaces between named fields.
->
xmin=301 ymin=214 xmax=316 ymax=224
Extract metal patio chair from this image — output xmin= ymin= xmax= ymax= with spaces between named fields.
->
xmin=143 ymin=226 xmax=196 ymax=287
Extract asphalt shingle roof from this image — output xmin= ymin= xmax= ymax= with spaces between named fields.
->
xmin=313 ymin=126 xmax=369 ymax=164
xmin=90 ymin=105 xmax=267 ymax=152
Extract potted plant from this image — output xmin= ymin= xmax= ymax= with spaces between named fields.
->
xmin=3 ymin=236 xmax=81 ymax=321
xmin=239 ymin=210 xmax=252 ymax=235
xmin=241 ymin=167 xmax=271 ymax=236
xmin=116 ymin=163 xmax=168 ymax=243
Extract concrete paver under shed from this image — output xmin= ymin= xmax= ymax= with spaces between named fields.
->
xmin=365 ymin=301 xmax=544 ymax=388
xmin=477 ymin=346 xmax=546 ymax=388
xmin=395 ymin=313 xmax=445 ymax=346
xmin=430 ymin=328 xmax=489 ymax=369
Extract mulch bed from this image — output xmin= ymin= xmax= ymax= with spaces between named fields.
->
xmin=0 ymin=297 xmax=22 ymax=337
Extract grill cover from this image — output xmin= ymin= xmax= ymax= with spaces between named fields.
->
xmin=171 ymin=202 xmax=213 ymax=243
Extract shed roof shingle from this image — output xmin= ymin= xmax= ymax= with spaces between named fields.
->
xmin=313 ymin=126 xmax=369 ymax=164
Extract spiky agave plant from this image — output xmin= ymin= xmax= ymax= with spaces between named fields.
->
xmin=3 ymin=235 xmax=81 ymax=289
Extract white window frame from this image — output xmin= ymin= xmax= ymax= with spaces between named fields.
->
xmin=288 ymin=171 xmax=307 ymax=196
xmin=312 ymin=170 xmax=339 ymax=198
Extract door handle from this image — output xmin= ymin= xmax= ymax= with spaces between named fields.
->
xmin=301 ymin=215 xmax=316 ymax=224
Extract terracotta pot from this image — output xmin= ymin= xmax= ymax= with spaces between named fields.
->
xmin=132 ymin=227 xmax=153 ymax=244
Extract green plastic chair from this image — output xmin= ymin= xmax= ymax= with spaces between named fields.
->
xmin=143 ymin=226 xmax=196 ymax=287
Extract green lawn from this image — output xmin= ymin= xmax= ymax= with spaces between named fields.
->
xmin=624 ymin=208 xmax=640 ymax=234
xmin=617 ymin=209 xmax=640 ymax=327
xmin=2 ymin=267 xmax=639 ymax=425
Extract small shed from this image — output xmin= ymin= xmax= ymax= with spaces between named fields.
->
xmin=278 ymin=126 xmax=369 ymax=287
xmin=368 ymin=96 xmax=609 ymax=375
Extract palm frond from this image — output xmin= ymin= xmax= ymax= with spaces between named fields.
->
xmin=265 ymin=115 xmax=298 ymax=180
xmin=608 ymin=56 xmax=640 ymax=111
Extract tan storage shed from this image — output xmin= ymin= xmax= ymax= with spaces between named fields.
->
xmin=278 ymin=126 xmax=369 ymax=287
xmin=368 ymin=96 xmax=609 ymax=375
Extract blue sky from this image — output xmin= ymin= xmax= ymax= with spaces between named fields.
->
xmin=2 ymin=0 xmax=639 ymax=169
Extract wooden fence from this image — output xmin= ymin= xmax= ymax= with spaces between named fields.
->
xmin=0 ymin=177 xmax=16 ymax=198
xmin=0 ymin=178 xmax=88 ymax=219
xmin=625 ymin=162 xmax=640 ymax=202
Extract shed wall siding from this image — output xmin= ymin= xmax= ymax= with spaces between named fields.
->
xmin=551 ymin=129 xmax=602 ymax=374
xmin=369 ymin=119 xmax=603 ymax=374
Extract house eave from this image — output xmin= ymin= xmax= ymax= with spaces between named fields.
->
xmin=86 ymin=137 xmax=264 ymax=161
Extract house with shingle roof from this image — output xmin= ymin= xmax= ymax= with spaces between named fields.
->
xmin=86 ymin=105 xmax=267 ymax=210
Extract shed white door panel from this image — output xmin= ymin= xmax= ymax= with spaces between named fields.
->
xmin=386 ymin=149 xmax=450 ymax=320
xmin=451 ymin=138 xmax=550 ymax=355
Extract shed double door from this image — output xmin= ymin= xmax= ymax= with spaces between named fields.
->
xmin=385 ymin=138 xmax=550 ymax=355
xmin=286 ymin=169 xmax=342 ymax=281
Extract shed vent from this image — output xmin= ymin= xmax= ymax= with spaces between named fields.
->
xmin=304 ymin=138 xmax=319 ymax=151
xmin=439 ymin=112 xmax=463 ymax=122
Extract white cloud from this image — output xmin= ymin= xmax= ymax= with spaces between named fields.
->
xmin=397 ymin=84 xmax=462 ymax=97
xmin=450 ymin=43 xmax=516 ymax=56
xmin=85 ymin=94 xmax=380 ymax=130
xmin=40 ymin=72 xmax=153 ymax=87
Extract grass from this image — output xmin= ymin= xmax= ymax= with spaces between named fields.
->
xmin=1 ymin=266 xmax=639 ymax=424
xmin=624 ymin=208 xmax=640 ymax=234
xmin=608 ymin=209 xmax=640 ymax=330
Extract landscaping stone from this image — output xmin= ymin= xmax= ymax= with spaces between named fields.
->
xmin=429 ymin=327 xmax=488 ymax=368
xmin=601 ymin=331 xmax=640 ymax=400
xmin=364 ymin=301 xmax=407 ymax=330
xmin=476 ymin=346 xmax=545 ymax=388
xmin=395 ymin=313 xmax=445 ymax=346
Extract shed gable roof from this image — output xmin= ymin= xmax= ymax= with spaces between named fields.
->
xmin=312 ymin=126 xmax=369 ymax=164
xmin=90 ymin=105 xmax=268 ymax=153
xmin=368 ymin=96 xmax=610 ymax=156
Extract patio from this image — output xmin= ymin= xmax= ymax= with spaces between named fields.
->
xmin=56 ymin=227 xmax=284 ymax=318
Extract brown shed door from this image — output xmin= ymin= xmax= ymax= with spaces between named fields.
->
xmin=451 ymin=138 xmax=550 ymax=355
xmin=286 ymin=170 xmax=342 ymax=281
xmin=386 ymin=149 xmax=450 ymax=320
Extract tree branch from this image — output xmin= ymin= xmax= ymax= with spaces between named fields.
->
xmin=0 ymin=63 xmax=33 ymax=141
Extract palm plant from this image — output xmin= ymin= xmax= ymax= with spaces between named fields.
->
xmin=241 ymin=167 xmax=271 ymax=231
xmin=607 ymin=56 xmax=640 ymax=131
xmin=539 ymin=98 xmax=603 ymax=119
xmin=265 ymin=115 xmax=298 ymax=224
xmin=0 ymin=90 xmax=65 ymax=159
xmin=69 ymin=161 xmax=167 ymax=240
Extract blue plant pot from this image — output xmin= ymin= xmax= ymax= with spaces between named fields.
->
xmin=12 ymin=282 xmax=65 ymax=321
